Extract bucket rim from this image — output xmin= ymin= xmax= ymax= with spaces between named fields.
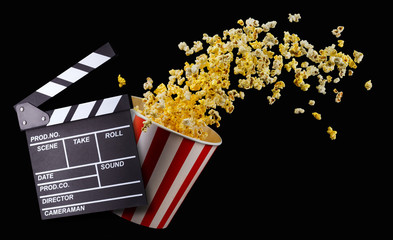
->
xmin=131 ymin=97 xmax=222 ymax=146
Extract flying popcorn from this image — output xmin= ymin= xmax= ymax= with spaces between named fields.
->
xmin=288 ymin=13 xmax=301 ymax=23
xmin=294 ymin=108 xmax=305 ymax=114
xmin=118 ymin=74 xmax=126 ymax=88
xmin=143 ymin=77 xmax=153 ymax=90
xmin=332 ymin=26 xmax=344 ymax=38
xmin=365 ymin=80 xmax=373 ymax=91
xmin=312 ymin=112 xmax=322 ymax=120
xmin=327 ymin=126 xmax=337 ymax=140
xmin=122 ymin=15 xmax=372 ymax=140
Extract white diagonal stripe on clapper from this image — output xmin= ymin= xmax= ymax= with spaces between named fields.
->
xmin=79 ymin=52 xmax=111 ymax=68
xmin=36 ymin=81 xmax=67 ymax=97
xmin=70 ymin=101 xmax=96 ymax=121
xmin=57 ymin=67 xmax=88 ymax=83
xmin=131 ymin=133 xmax=183 ymax=224
xmin=47 ymin=106 xmax=72 ymax=126
xmin=150 ymin=142 xmax=204 ymax=228
xmin=95 ymin=95 xmax=122 ymax=116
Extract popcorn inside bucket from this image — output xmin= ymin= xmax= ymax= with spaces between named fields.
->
xmin=114 ymin=96 xmax=221 ymax=229
xmin=132 ymin=96 xmax=222 ymax=145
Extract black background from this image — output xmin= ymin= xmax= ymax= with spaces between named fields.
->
xmin=3 ymin=2 xmax=389 ymax=238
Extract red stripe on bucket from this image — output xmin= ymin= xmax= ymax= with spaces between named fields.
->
xmin=140 ymin=138 xmax=195 ymax=227
xmin=141 ymin=127 xmax=170 ymax=186
xmin=121 ymin=207 xmax=136 ymax=221
xmin=133 ymin=114 xmax=144 ymax=143
xmin=157 ymin=144 xmax=213 ymax=228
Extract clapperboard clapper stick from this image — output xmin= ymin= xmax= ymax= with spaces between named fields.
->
xmin=14 ymin=43 xmax=147 ymax=219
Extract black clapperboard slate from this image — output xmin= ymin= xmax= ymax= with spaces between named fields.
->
xmin=14 ymin=43 xmax=147 ymax=219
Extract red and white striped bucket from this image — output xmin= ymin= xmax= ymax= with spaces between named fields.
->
xmin=114 ymin=96 xmax=222 ymax=229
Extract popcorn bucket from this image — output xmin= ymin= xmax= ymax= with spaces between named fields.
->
xmin=114 ymin=96 xmax=222 ymax=229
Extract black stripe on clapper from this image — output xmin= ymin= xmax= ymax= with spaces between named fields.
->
xmin=51 ymin=77 xmax=73 ymax=87
xmin=19 ymin=92 xmax=51 ymax=109
xmin=114 ymin=95 xmax=131 ymax=112
xmin=73 ymin=62 xmax=95 ymax=73
xmin=63 ymin=105 xmax=78 ymax=123
xmin=88 ymin=99 xmax=103 ymax=118
xmin=95 ymin=43 xmax=116 ymax=58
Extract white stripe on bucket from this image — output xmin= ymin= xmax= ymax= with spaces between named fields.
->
xmin=137 ymin=124 xmax=158 ymax=165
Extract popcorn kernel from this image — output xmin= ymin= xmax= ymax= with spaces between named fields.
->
xmin=118 ymin=74 xmax=126 ymax=88
xmin=327 ymin=126 xmax=337 ymax=140
xmin=294 ymin=108 xmax=305 ymax=114
xmin=365 ymin=80 xmax=372 ymax=91
xmin=288 ymin=13 xmax=301 ymax=23
xmin=312 ymin=112 xmax=322 ymax=120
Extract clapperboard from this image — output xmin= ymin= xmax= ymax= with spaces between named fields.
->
xmin=14 ymin=43 xmax=147 ymax=219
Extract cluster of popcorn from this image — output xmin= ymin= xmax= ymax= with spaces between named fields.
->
xmin=134 ymin=14 xmax=371 ymax=140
